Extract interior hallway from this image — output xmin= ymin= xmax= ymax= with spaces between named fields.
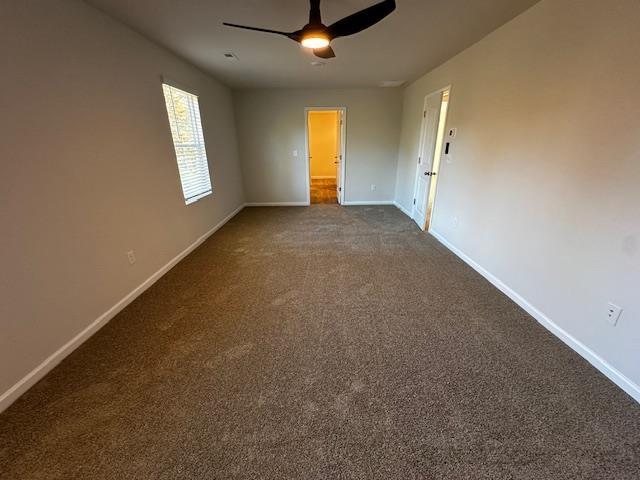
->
xmin=1 ymin=206 xmax=638 ymax=479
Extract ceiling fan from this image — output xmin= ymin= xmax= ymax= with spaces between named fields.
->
xmin=223 ymin=0 xmax=396 ymax=59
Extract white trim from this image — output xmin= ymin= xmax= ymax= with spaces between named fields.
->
xmin=311 ymin=176 xmax=337 ymax=180
xmin=337 ymin=110 xmax=346 ymax=205
xmin=393 ymin=201 xmax=413 ymax=217
xmin=185 ymin=189 xmax=212 ymax=205
xmin=342 ymin=200 xmax=395 ymax=206
xmin=245 ymin=202 xmax=309 ymax=207
xmin=430 ymin=229 xmax=640 ymax=404
xmin=0 ymin=204 xmax=246 ymax=414
xmin=305 ymin=107 xmax=347 ymax=205
xmin=247 ymin=200 xmax=394 ymax=207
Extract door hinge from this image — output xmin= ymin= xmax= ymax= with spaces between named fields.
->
xmin=423 ymin=111 xmax=426 ymax=118
xmin=339 ymin=187 xmax=342 ymax=192
xmin=413 ymin=198 xmax=416 ymax=205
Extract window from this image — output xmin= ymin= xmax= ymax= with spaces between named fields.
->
xmin=162 ymin=83 xmax=212 ymax=204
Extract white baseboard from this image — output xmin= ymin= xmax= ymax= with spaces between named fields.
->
xmin=311 ymin=176 xmax=337 ymax=180
xmin=342 ymin=200 xmax=395 ymax=206
xmin=245 ymin=202 xmax=309 ymax=207
xmin=245 ymin=201 xmax=394 ymax=207
xmin=393 ymin=201 xmax=413 ymax=217
xmin=0 ymin=204 xmax=246 ymax=414
xmin=430 ymin=229 xmax=640 ymax=404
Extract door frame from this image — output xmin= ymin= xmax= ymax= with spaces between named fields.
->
xmin=411 ymin=85 xmax=450 ymax=230
xmin=304 ymin=107 xmax=347 ymax=205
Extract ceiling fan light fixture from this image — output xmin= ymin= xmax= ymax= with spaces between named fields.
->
xmin=223 ymin=0 xmax=397 ymax=58
xmin=301 ymin=36 xmax=330 ymax=49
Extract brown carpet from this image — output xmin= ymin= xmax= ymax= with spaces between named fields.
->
xmin=310 ymin=178 xmax=337 ymax=204
xmin=1 ymin=206 xmax=639 ymax=479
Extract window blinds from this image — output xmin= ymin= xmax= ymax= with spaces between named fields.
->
xmin=162 ymin=83 xmax=212 ymax=205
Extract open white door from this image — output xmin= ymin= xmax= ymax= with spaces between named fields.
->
xmin=412 ymin=90 xmax=448 ymax=230
xmin=335 ymin=110 xmax=343 ymax=204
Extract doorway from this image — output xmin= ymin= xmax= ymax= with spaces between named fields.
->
xmin=412 ymin=88 xmax=450 ymax=231
xmin=306 ymin=108 xmax=346 ymax=205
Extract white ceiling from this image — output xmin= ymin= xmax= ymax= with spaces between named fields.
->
xmin=85 ymin=0 xmax=540 ymax=89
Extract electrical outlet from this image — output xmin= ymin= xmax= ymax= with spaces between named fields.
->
xmin=371 ymin=184 xmax=376 ymax=191
xmin=606 ymin=302 xmax=623 ymax=326
xmin=452 ymin=216 xmax=459 ymax=228
xmin=292 ymin=150 xmax=298 ymax=157
xmin=126 ymin=250 xmax=136 ymax=265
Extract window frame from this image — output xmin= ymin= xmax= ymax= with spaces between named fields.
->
xmin=161 ymin=80 xmax=213 ymax=205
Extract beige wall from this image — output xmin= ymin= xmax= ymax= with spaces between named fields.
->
xmin=234 ymin=88 xmax=402 ymax=204
xmin=395 ymin=0 xmax=640 ymax=394
xmin=3 ymin=0 xmax=639 ymax=409
xmin=309 ymin=111 xmax=338 ymax=179
xmin=0 ymin=0 xmax=244 ymax=406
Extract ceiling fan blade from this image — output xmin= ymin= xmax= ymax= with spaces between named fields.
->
xmin=313 ymin=46 xmax=336 ymax=59
xmin=223 ymin=23 xmax=292 ymax=37
xmin=309 ymin=0 xmax=322 ymax=25
xmin=327 ymin=0 xmax=396 ymax=39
